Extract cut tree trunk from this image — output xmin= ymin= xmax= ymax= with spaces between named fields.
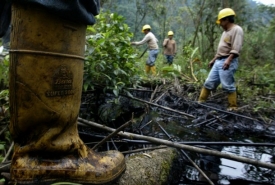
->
xmin=114 ymin=148 xmax=181 ymax=185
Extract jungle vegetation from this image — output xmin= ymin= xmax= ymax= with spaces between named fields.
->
xmin=86 ymin=0 xmax=275 ymax=112
xmin=0 ymin=0 xmax=274 ymax=119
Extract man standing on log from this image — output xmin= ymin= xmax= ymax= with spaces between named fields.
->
xmin=1 ymin=0 xmax=126 ymax=184
xmin=131 ymin=24 xmax=159 ymax=75
xmin=198 ymin=8 xmax=244 ymax=111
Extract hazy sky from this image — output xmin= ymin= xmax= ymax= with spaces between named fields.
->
xmin=254 ymin=0 xmax=275 ymax=5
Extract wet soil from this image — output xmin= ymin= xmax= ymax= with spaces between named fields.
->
xmin=79 ymin=82 xmax=275 ymax=185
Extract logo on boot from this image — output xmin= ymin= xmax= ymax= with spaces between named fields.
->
xmin=45 ymin=65 xmax=74 ymax=97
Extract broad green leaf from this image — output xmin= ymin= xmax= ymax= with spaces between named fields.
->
xmin=0 ymin=144 xmax=5 ymax=150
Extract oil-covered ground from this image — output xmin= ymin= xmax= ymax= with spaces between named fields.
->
xmin=79 ymin=83 xmax=275 ymax=185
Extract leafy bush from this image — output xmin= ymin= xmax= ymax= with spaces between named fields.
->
xmin=236 ymin=63 xmax=275 ymax=112
xmin=0 ymin=56 xmax=9 ymax=118
xmin=0 ymin=55 xmax=9 ymax=90
xmin=84 ymin=12 xmax=141 ymax=97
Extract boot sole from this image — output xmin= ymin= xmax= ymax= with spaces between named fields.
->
xmin=10 ymin=162 xmax=126 ymax=185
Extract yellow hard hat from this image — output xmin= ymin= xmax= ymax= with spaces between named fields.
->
xmin=142 ymin=24 xmax=151 ymax=32
xmin=168 ymin=31 xmax=174 ymax=36
xmin=216 ymin=8 xmax=236 ymax=24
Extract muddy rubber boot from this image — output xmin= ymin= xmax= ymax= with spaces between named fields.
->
xmin=198 ymin=87 xmax=210 ymax=103
xmin=151 ymin=65 xmax=156 ymax=75
xmin=9 ymin=3 xmax=125 ymax=184
xmin=145 ymin=64 xmax=151 ymax=74
xmin=227 ymin=91 xmax=238 ymax=111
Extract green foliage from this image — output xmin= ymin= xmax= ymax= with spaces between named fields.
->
xmin=0 ymin=89 xmax=9 ymax=108
xmin=0 ymin=55 xmax=9 ymax=88
xmin=180 ymin=44 xmax=207 ymax=82
xmin=161 ymin=64 xmax=181 ymax=78
xmin=0 ymin=89 xmax=8 ymax=99
xmin=0 ymin=141 xmax=6 ymax=162
xmin=0 ymin=56 xmax=9 ymax=167
xmin=236 ymin=63 xmax=275 ymax=112
xmin=98 ymin=101 xmax=125 ymax=122
xmin=0 ymin=55 xmax=9 ymax=120
xmin=84 ymin=12 xmax=141 ymax=97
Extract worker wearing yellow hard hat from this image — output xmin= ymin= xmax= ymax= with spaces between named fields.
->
xmin=141 ymin=24 xmax=151 ymax=33
xmin=167 ymin=31 xmax=173 ymax=36
xmin=216 ymin=8 xmax=236 ymax=24
xmin=198 ymin=8 xmax=244 ymax=111
xmin=163 ymin=30 xmax=176 ymax=65
xmin=131 ymin=24 xmax=159 ymax=75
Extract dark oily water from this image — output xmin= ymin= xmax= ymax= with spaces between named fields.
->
xmin=79 ymin=90 xmax=275 ymax=185
xmin=156 ymin=117 xmax=275 ymax=185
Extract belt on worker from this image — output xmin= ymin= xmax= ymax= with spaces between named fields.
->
xmin=217 ymin=55 xmax=238 ymax=60
xmin=216 ymin=55 xmax=229 ymax=60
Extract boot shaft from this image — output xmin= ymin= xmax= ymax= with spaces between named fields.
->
xmin=198 ymin=87 xmax=210 ymax=103
xmin=145 ymin=65 xmax=150 ymax=74
xmin=9 ymin=3 xmax=126 ymax=184
xmin=9 ymin=3 xmax=86 ymax=155
xmin=145 ymin=65 xmax=156 ymax=75
xmin=228 ymin=91 xmax=237 ymax=110
xmin=151 ymin=66 xmax=156 ymax=75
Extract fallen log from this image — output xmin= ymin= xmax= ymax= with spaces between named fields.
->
xmin=115 ymin=148 xmax=181 ymax=185
xmin=78 ymin=117 xmax=275 ymax=170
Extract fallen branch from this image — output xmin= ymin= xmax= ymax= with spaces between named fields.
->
xmin=1 ymin=142 xmax=14 ymax=163
xmin=121 ymin=95 xmax=195 ymax=118
xmin=0 ymin=125 xmax=8 ymax=136
xmin=196 ymin=102 xmax=259 ymax=121
xmin=157 ymin=123 xmax=214 ymax=185
xmin=127 ymin=88 xmax=154 ymax=92
xmin=78 ymin=117 xmax=275 ymax=170
xmin=189 ymin=50 xmax=198 ymax=82
xmin=153 ymin=91 xmax=167 ymax=103
xmin=150 ymin=85 xmax=158 ymax=102
xmin=180 ymin=73 xmax=193 ymax=81
xmin=121 ymin=146 xmax=167 ymax=154
xmin=92 ymin=114 xmax=133 ymax=150
xmin=120 ymin=139 xmax=275 ymax=147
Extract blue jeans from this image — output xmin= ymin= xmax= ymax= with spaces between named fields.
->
xmin=146 ymin=49 xmax=159 ymax=66
xmin=165 ymin=55 xmax=174 ymax=64
xmin=204 ymin=57 xmax=238 ymax=93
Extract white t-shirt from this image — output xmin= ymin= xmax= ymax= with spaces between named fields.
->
xmin=132 ymin=32 xmax=159 ymax=49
